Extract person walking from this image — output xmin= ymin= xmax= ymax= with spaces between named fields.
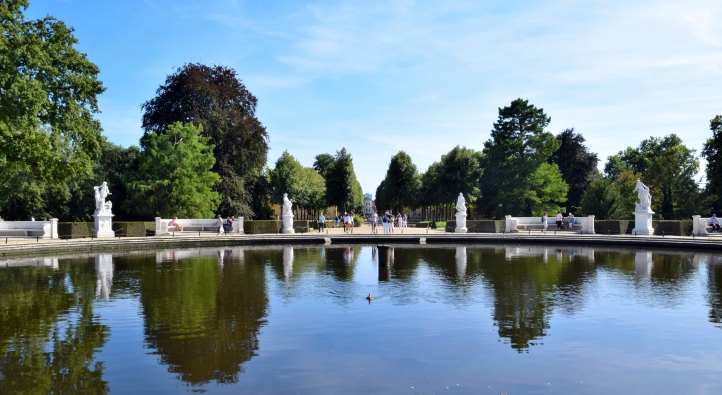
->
xmin=318 ymin=213 xmax=326 ymax=232
xmin=555 ymin=212 xmax=563 ymax=230
xmin=710 ymin=213 xmax=721 ymax=232
xmin=372 ymin=212 xmax=379 ymax=234
xmin=542 ymin=212 xmax=549 ymax=232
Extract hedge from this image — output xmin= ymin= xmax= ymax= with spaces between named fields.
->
xmin=113 ymin=222 xmax=153 ymax=237
xmin=445 ymin=220 xmax=504 ymax=233
xmin=653 ymin=220 xmax=692 ymax=236
xmin=58 ymin=222 xmax=94 ymax=238
xmin=242 ymin=220 xmax=312 ymax=234
xmin=595 ymin=220 xmax=631 ymax=235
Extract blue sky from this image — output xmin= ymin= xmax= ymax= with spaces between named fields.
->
xmin=27 ymin=0 xmax=722 ymax=194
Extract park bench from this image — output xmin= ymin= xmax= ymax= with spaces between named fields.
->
xmin=505 ymin=215 xmax=595 ymax=234
xmin=0 ymin=219 xmax=58 ymax=239
xmin=154 ymin=217 xmax=244 ymax=236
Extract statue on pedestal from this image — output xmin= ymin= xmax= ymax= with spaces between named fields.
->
xmin=93 ymin=181 xmax=115 ymax=237
xmin=281 ymin=193 xmax=295 ymax=234
xmin=632 ymin=179 xmax=654 ymax=235
xmin=455 ymin=192 xmax=468 ymax=233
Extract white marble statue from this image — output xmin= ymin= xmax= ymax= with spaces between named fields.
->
xmin=632 ymin=179 xmax=654 ymax=235
xmin=93 ymin=181 xmax=115 ymax=237
xmin=281 ymin=193 xmax=295 ymax=234
xmin=634 ymin=179 xmax=652 ymax=213
xmin=455 ymin=192 xmax=468 ymax=233
xmin=94 ymin=181 xmax=112 ymax=215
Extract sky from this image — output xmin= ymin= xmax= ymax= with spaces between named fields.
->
xmin=27 ymin=0 xmax=722 ymax=194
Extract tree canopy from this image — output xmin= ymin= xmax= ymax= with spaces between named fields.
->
xmin=478 ymin=99 xmax=565 ymax=217
xmin=703 ymin=115 xmax=722 ymax=212
xmin=0 ymin=0 xmax=104 ymax=219
xmin=269 ymin=151 xmax=326 ymax=210
xmin=141 ymin=63 xmax=268 ymax=217
xmin=551 ymin=129 xmax=599 ymax=211
xmin=375 ymin=151 xmax=420 ymax=211
xmin=324 ymin=148 xmax=363 ymax=212
xmin=131 ymin=122 xmax=220 ymax=218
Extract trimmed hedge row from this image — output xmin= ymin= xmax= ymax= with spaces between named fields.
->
xmin=242 ymin=220 xmax=313 ymax=234
xmin=58 ymin=221 xmax=154 ymax=238
xmin=445 ymin=220 xmax=505 ymax=233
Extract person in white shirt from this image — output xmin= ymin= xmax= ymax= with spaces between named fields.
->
xmin=372 ymin=212 xmax=379 ymax=234
xmin=555 ymin=212 xmax=563 ymax=230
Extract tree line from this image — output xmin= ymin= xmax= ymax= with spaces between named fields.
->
xmin=3 ymin=1 xmax=722 ymax=221
xmin=375 ymin=98 xmax=722 ymax=220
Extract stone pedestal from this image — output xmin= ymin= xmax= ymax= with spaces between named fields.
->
xmin=455 ymin=212 xmax=467 ymax=233
xmin=93 ymin=213 xmax=115 ymax=238
xmin=281 ymin=214 xmax=295 ymax=234
xmin=632 ymin=210 xmax=654 ymax=236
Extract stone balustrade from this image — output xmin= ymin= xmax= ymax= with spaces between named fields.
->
xmin=505 ymin=215 xmax=595 ymax=234
xmin=154 ymin=217 xmax=243 ymax=236
xmin=0 ymin=219 xmax=59 ymax=239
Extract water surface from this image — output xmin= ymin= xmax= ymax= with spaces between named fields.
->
xmin=1 ymin=245 xmax=722 ymax=394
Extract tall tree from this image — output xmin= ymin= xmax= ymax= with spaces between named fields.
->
xmin=605 ymin=134 xmax=700 ymax=219
xmin=526 ymin=163 xmax=569 ymax=215
xmin=269 ymin=151 xmax=326 ymax=210
xmin=580 ymin=176 xmax=625 ymax=219
xmin=478 ymin=99 xmax=562 ymax=217
xmin=703 ymin=115 xmax=722 ymax=212
xmin=0 ymin=0 xmax=104 ymax=219
xmin=375 ymin=151 xmax=420 ymax=211
xmin=131 ymin=122 xmax=220 ymax=218
xmin=551 ymin=129 xmax=599 ymax=211
xmin=325 ymin=148 xmax=363 ymax=212
xmin=313 ymin=153 xmax=335 ymax=178
xmin=141 ymin=63 xmax=268 ymax=217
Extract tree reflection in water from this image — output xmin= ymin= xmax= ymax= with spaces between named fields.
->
xmin=0 ymin=258 xmax=109 ymax=393
xmin=140 ymin=248 xmax=268 ymax=385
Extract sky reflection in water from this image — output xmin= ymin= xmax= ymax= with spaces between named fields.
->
xmin=1 ymin=245 xmax=722 ymax=394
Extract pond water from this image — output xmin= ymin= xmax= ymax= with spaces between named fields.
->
xmin=1 ymin=244 xmax=722 ymax=394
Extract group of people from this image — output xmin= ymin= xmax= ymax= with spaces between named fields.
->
xmin=317 ymin=212 xmax=357 ymax=233
xmin=369 ymin=211 xmax=408 ymax=234
xmin=541 ymin=212 xmax=576 ymax=231
xmin=709 ymin=214 xmax=721 ymax=232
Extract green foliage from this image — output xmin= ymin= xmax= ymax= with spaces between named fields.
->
xmin=478 ymin=99 xmax=562 ymax=217
xmin=580 ymin=177 xmax=625 ymax=219
xmin=551 ymin=129 xmax=598 ymax=211
xmin=0 ymin=0 xmax=104 ymax=219
xmin=324 ymin=148 xmax=363 ymax=212
xmin=605 ymin=134 xmax=700 ymax=219
xmin=375 ymin=151 xmax=420 ymax=211
xmin=526 ymin=163 xmax=569 ymax=215
xmin=269 ymin=151 xmax=326 ymax=210
xmin=312 ymin=153 xmax=335 ymax=178
xmin=703 ymin=115 xmax=722 ymax=212
xmin=131 ymin=122 xmax=220 ymax=218
xmin=419 ymin=146 xmax=482 ymax=207
xmin=141 ymin=63 xmax=268 ymax=217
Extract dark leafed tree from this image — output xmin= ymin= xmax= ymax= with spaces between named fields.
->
xmin=141 ymin=63 xmax=268 ymax=217
xmin=325 ymin=148 xmax=363 ymax=212
xmin=478 ymin=99 xmax=562 ymax=217
xmin=551 ymin=129 xmax=599 ymax=212
xmin=703 ymin=115 xmax=722 ymax=212
xmin=0 ymin=0 xmax=104 ymax=219
xmin=313 ymin=153 xmax=335 ymax=178
xmin=375 ymin=151 xmax=420 ymax=212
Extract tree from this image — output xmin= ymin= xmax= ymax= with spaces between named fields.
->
xmin=0 ymin=0 xmax=104 ymax=219
xmin=478 ymin=99 xmax=561 ymax=217
xmin=131 ymin=122 xmax=220 ymax=218
xmin=551 ymin=129 xmax=599 ymax=211
xmin=141 ymin=63 xmax=268 ymax=217
xmin=605 ymin=134 xmax=700 ymax=219
xmin=313 ymin=154 xmax=335 ymax=178
xmin=375 ymin=151 xmax=420 ymax=211
xmin=325 ymin=148 xmax=363 ymax=212
xmin=703 ymin=115 xmax=722 ymax=212
xmin=525 ymin=163 xmax=569 ymax=215
xmin=269 ymin=151 xmax=326 ymax=211
xmin=580 ymin=177 xmax=625 ymax=219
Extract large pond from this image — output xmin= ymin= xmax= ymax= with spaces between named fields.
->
xmin=1 ymin=245 xmax=722 ymax=394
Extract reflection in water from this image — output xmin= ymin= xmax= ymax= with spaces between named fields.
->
xmin=1 ymin=245 xmax=722 ymax=392
xmin=140 ymin=248 xmax=267 ymax=385
xmin=95 ymin=254 xmax=114 ymax=300
xmin=0 ymin=258 xmax=109 ymax=393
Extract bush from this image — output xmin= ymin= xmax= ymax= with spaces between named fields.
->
xmin=113 ymin=222 xmax=151 ymax=237
xmin=353 ymin=214 xmax=364 ymax=227
xmin=653 ymin=220 xmax=692 ymax=236
xmin=244 ymin=220 xmax=280 ymax=234
xmin=445 ymin=220 xmax=504 ymax=233
xmin=595 ymin=220 xmax=631 ymax=234
xmin=58 ymin=222 xmax=94 ymax=238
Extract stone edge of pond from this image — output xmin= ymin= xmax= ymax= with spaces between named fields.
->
xmin=2 ymin=233 xmax=722 ymax=259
